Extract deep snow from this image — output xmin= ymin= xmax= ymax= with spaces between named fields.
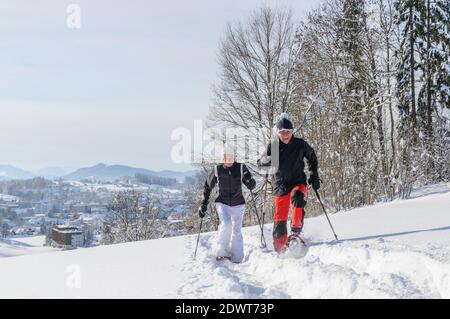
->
xmin=0 ymin=183 xmax=449 ymax=298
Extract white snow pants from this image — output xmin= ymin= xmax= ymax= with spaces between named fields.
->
xmin=216 ymin=202 xmax=245 ymax=263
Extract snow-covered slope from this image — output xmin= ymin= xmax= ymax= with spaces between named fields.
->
xmin=0 ymin=236 xmax=58 ymax=258
xmin=0 ymin=184 xmax=449 ymax=299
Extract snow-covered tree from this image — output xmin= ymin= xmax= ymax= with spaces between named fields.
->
xmin=204 ymin=1 xmax=448 ymax=216
xmin=394 ymin=0 xmax=449 ymax=192
xmin=288 ymin=0 xmax=395 ymax=211
xmin=101 ymin=191 xmax=164 ymax=244
xmin=394 ymin=0 xmax=426 ymax=196
xmin=211 ymin=6 xmax=300 ymax=141
xmin=416 ymin=0 xmax=450 ymax=182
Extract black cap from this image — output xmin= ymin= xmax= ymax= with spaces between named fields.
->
xmin=276 ymin=118 xmax=293 ymax=132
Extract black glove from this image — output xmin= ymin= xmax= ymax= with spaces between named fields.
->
xmin=247 ymin=178 xmax=256 ymax=191
xmin=308 ymin=175 xmax=320 ymax=191
xmin=198 ymin=204 xmax=207 ymax=218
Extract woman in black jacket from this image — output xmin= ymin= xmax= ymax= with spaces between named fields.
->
xmin=199 ymin=146 xmax=256 ymax=263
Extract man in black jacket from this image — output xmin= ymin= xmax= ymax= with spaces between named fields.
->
xmin=199 ymin=146 xmax=256 ymax=263
xmin=258 ymin=114 xmax=320 ymax=252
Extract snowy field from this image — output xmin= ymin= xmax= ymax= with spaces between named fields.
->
xmin=0 ymin=236 xmax=58 ymax=258
xmin=0 ymin=183 xmax=449 ymax=298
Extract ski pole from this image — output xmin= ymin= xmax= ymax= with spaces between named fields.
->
xmin=314 ymin=189 xmax=339 ymax=241
xmin=292 ymin=94 xmax=319 ymax=135
xmin=194 ymin=218 xmax=203 ymax=259
xmin=262 ymin=173 xmax=269 ymax=227
xmin=249 ymin=190 xmax=267 ymax=248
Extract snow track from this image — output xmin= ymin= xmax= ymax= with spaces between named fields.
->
xmin=182 ymin=226 xmax=450 ymax=299
xmin=180 ymin=185 xmax=450 ymax=299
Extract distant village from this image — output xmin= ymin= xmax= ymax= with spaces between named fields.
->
xmin=0 ymin=176 xmax=192 ymax=249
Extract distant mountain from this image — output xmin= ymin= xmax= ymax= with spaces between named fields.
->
xmin=63 ymin=163 xmax=154 ymax=182
xmin=33 ymin=167 xmax=71 ymax=179
xmin=63 ymin=163 xmax=197 ymax=183
xmin=0 ymin=165 xmax=35 ymax=180
xmin=0 ymin=164 xmax=199 ymax=183
xmin=63 ymin=163 xmax=197 ymax=182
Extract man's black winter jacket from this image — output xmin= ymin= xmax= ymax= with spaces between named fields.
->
xmin=258 ymin=137 xmax=319 ymax=196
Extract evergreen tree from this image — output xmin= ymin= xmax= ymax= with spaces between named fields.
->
xmin=431 ymin=0 xmax=450 ymax=109
xmin=415 ymin=0 xmax=450 ymax=181
xmin=394 ymin=0 xmax=426 ymax=196
xmin=335 ymin=0 xmax=380 ymax=205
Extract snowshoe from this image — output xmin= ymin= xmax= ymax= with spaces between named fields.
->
xmin=286 ymin=233 xmax=308 ymax=258
xmin=288 ymin=233 xmax=306 ymax=246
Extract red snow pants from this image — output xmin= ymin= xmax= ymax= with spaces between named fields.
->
xmin=272 ymin=184 xmax=307 ymax=252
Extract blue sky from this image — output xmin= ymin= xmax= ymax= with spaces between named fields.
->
xmin=0 ymin=0 xmax=320 ymax=172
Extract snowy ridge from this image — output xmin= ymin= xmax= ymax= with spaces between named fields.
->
xmin=0 ymin=184 xmax=449 ymax=298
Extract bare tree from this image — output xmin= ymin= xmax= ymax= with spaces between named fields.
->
xmin=288 ymin=0 xmax=402 ymax=211
xmin=101 ymin=191 xmax=164 ymax=244
xmin=211 ymin=6 xmax=300 ymax=140
xmin=377 ymin=0 xmax=399 ymax=198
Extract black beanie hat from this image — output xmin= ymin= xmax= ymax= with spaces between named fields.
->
xmin=276 ymin=113 xmax=293 ymax=132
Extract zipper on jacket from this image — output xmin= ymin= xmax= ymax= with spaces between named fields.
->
xmin=228 ymin=168 xmax=231 ymax=205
